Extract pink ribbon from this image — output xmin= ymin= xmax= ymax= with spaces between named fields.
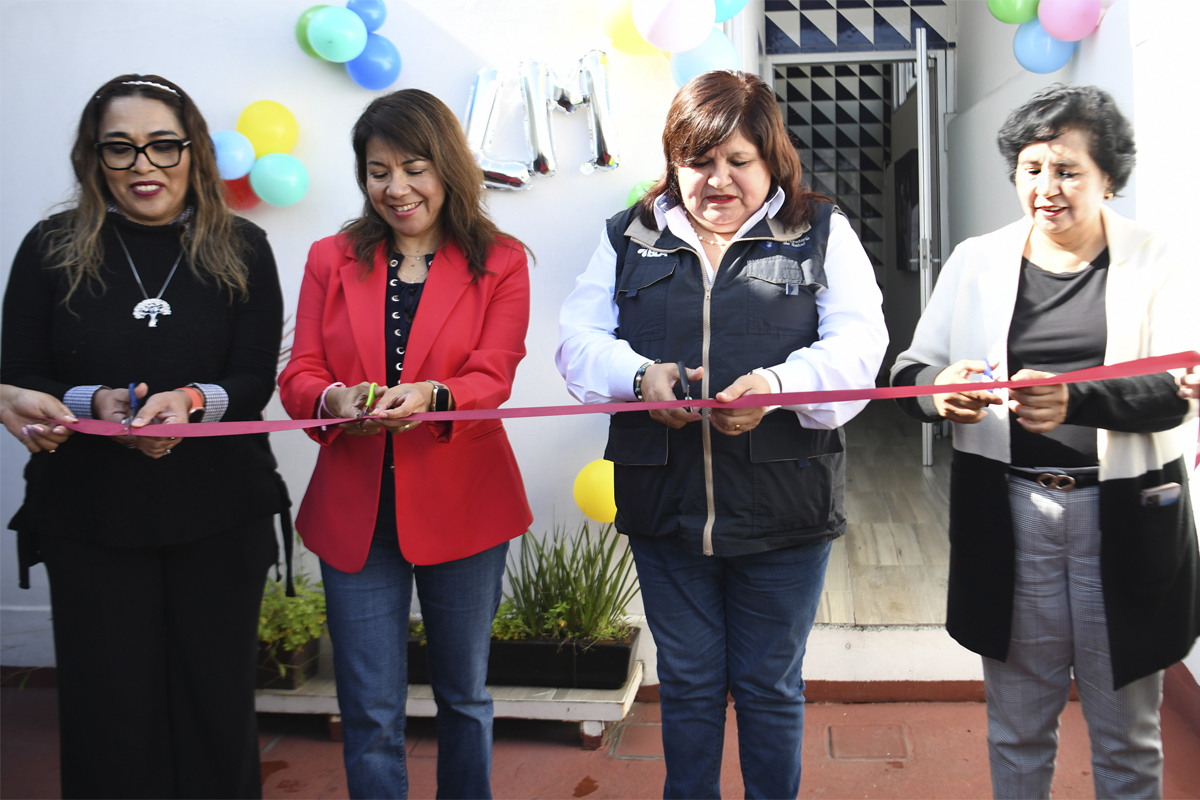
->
xmin=60 ymin=351 xmax=1200 ymax=438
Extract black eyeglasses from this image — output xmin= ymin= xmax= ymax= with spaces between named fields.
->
xmin=95 ymin=139 xmax=191 ymax=170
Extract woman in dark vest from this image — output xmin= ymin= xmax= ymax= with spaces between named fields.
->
xmin=556 ymin=70 xmax=888 ymax=799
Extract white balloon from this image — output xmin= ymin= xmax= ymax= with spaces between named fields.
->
xmin=632 ymin=0 xmax=717 ymax=52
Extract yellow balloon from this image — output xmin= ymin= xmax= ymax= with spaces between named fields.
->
xmin=573 ymin=459 xmax=617 ymax=523
xmin=599 ymin=0 xmax=659 ymax=57
xmin=237 ymin=100 xmax=299 ymax=158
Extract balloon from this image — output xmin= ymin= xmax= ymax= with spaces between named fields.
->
xmin=599 ymin=0 xmax=658 ymax=56
xmin=223 ymin=175 xmax=260 ymax=212
xmin=714 ymin=0 xmax=749 ymax=22
xmin=464 ymin=68 xmax=533 ymax=191
xmin=249 ymin=154 xmax=310 ymax=207
xmin=295 ymin=5 xmax=330 ymax=59
xmin=1013 ymin=18 xmax=1076 ymax=73
xmin=574 ymin=459 xmax=617 ymax=524
xmin=346 ymin=0 xmax=387 ymax=32
xmin=627 ymin=178 xmax=657 ymax=207
xmin=306 ymin=6 xmax=368 ymax=63
xmin=210 ymin=130 xmax=256 ymax=181
xmin=1038 ymin=0 xmax=1101 ymax=41
xmin=987 ymin=0 xmax=1039 ymax=25
xmin=237 ymin=101 xmax=299 ymax=158
xmin=632 ymin=0 xmax=716 ymax=53
xmin=670 ymin=26 xmax=739 ymax=88
xmin=346 ymin=33 xmax=401 ymax=90
xmin=579 ymin=50 xmax=621 ymax=173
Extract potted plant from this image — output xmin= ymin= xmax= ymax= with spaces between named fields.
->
xmin=257 ymin=574 xmax=326 ymax=690
xmin=409 ymin=521 xmax=641 ymax=690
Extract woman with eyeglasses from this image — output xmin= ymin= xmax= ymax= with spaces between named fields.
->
xmin=1 ymin=74 xmax=288 ymax=798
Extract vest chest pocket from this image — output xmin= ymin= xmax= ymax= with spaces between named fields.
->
xmin=743 ymin=257 xmax=821 ymax=336
xmin=615 ymin=254 xmax=677 ymax=343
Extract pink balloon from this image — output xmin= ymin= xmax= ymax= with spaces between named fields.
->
xmin=632 ymin=0 xmax=717 ymax=53
xmin=1038 ymin=0 xmax=1102 ymax=42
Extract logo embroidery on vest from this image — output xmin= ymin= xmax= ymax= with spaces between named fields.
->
xmin=637 ymin=248 xmax=667 ymax=258
xmin=782 ymin=235 xmax=811 ymax=249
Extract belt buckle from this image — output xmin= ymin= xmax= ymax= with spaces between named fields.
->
xmin=1036 ymin=473 xmax=1076 ymax=491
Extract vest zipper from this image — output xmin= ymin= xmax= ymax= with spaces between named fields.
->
xmin=701 ymin=279 xmax=715 ymax=556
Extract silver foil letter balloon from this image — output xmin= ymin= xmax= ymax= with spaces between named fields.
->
xmin=463 ymin=67 xmax=532 ymax=191
xmin=579 ymin=50 xmax=620 ymax=174
xmin=463 ymin=53 xmax=620 ymax=191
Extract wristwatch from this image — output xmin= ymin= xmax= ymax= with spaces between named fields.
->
xmin=426 ymin=380 xmax=450 ymax=412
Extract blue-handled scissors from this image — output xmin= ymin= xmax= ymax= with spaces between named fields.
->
xmin=124 ymin=382 xmax=141 ymax=433
xmin=981 ymin=360 xmax=995 ymax=393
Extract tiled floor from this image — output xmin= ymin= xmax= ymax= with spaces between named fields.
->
xmin=4 ymin=685 xmax=1199 ymax=799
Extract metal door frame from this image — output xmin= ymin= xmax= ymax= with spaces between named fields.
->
xmin=764 ymin=40 xmax=952 ymax=466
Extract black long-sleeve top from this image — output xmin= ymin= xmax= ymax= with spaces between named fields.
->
xmin=2 ymin=211 xmax=288 ymax=550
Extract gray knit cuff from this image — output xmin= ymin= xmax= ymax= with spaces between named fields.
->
xmin=192 ymin=383 xmax=228 ymax=422
xmin=63 ymin=385 xmax=102 ymax=419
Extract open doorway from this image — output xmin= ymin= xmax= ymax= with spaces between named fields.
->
xmin=772 ymin=53 xmax=953 ymax=626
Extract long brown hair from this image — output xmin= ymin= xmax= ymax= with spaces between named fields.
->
xmin=638 ymin=70 xmax=825 ymax=230
xmin=341 ymin=89 xmax=525 ymax=280
xmin=44 ymin=73 xmax=248 ymax=303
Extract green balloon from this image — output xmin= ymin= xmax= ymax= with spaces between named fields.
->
xmin=626 ymin=179 xmax=657 ymax=208
xmin=295 ymin=5 xmax=330 ymax=60
xmin=987 ymin=0 xmax=1039 ymax=25
xmin=249 ymin=154 xmax=310 ymax=207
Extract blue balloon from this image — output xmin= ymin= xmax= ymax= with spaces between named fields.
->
xmin=1013 ymin=19 xmax=1076 ymax=74
xmin=346 ymin=0 xmax=387 ymax=32
xmin=670 ymin=27 xmax=739 ymax=88
xmin=211 ymin=130 xmax=256 ymax=180
xmin=249 ymin=154 xmax=310 ymax=207
xmin=714 ymin=0 xmax=749 ymax=22
xmin=346 ymin=33 xmax=401 ymax=90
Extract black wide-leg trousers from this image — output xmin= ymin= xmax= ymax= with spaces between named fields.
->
xmin=41 ymin=517 xmax=278 ymax=799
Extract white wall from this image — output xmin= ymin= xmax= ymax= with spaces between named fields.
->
xmin=0 ymin=0 xmax=682 ymax=668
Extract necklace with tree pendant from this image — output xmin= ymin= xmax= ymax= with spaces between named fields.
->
xmin=115 ymin=229 xmax=183 ymax=328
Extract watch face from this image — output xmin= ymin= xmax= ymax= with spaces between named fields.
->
xmin=188 ymin=407 xmax=206 ymax=422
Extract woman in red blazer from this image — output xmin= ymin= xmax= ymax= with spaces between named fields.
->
xmin=278 ymin=90 xmax=531 ymax=800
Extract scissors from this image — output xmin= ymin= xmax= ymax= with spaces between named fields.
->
xmin=356 ymin=382 xmax=380 ymax=422
xmin=124 ymin=382 xmax=141 ymax=434
xmin=676 ymin=361 xmax=693 ymax=413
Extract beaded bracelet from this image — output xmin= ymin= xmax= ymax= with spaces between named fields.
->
xmin=633 ymin=360 xmax=661 ymax=401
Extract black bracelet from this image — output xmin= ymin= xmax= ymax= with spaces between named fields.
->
xmin=633 ymin=359 xmax=661 ymax=401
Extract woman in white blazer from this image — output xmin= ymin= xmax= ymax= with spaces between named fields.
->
xmin=892 ymin=86 xmax=1199 ymax=800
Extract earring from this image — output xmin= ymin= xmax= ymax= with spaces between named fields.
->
xmin=1105 ymin=190 xmax=1114 ymax=200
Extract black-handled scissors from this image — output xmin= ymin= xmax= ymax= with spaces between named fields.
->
xmin=676 ymin=361 xmax=693 ymax=413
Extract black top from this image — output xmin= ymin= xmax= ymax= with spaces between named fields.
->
xmin=2 ymin=211 xmax=288 ymax=548
xmin=379 ymin=252 xmax=429 ymax=473
xmin=1007 ymin=250 xmax=1109 ymax=467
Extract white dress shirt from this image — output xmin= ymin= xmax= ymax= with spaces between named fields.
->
xmin=556 ymin=191 xmax=888 ymax=429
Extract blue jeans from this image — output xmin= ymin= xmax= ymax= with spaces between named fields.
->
xmin=628 ymin=535 xmax=832 ymax=800
xmin=321 ymin=494 xmax=508 ymax=800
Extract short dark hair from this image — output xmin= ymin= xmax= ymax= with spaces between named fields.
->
xmin=341 ymin=89 xmax=524 ymax=280
xmin=638 ymin=70 xmax=826 ymax=230
xmin=997 ymin=84 xmax=1136 ymax=193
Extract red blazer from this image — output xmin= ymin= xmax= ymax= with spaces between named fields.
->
xmin=278 ymin=234 xmax=533 ymax=571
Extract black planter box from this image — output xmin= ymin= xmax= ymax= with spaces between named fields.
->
xmin=256 ymin=637 xmax=320 ymax=690
xmin=408 ymin=626 xmax=640 ymax=690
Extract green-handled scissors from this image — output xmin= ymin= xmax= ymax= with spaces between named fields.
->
xmin=357 ymin=382 xmax=379 ymax=421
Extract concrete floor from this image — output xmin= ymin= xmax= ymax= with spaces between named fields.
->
xmin=4 ymin=686 xmax=1198 ymax=799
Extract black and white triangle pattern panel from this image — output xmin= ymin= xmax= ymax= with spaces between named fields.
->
xmin=766 ymin=0 xmax=955 ymax=55
xmin=776 ymin=63 xmax=891 ymax=265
